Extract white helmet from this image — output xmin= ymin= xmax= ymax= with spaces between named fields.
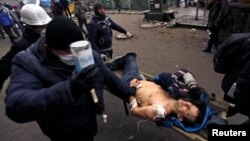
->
xmin=20 ymin=4 xmax=51 ymax=26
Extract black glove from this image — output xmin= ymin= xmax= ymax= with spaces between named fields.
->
xmin=70 ymin=64 xmax=100 ymax=99
xmin=213 ymin=20 xmax=219 ymax=27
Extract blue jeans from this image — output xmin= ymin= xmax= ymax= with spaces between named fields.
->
xmin=121 ymin=54 xmax=142 ymax=85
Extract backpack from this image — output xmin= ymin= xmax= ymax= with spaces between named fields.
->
xmin=213 ymin=33 xmax=250 ymax=74
xmin=153 ymin=69 xmax=210 ymax=102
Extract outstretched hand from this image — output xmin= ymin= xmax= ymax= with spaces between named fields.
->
xmin=126 ymin=32 xmax=133 ymax=38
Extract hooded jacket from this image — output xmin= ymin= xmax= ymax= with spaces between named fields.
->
xmin=87 ymin=15 xmax=127 ymax=54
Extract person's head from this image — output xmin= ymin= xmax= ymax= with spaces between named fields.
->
xmin=93 ymin=2 xmax=106 ymax=19
xmin=75 ymin=0 xmax=82 ymax=6
xmin=45 ymin=17 xmax=84 ymax=65
xmin=174 ymin=95 xmax=207 ymax=126
xmin=20 ymin=4 xmax=51 ymax=34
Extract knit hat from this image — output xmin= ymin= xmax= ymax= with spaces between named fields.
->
xmin=45 ymin=17 xmax=84 ymax=50
xmin=93 ymin=2 xmax=105 ymax=19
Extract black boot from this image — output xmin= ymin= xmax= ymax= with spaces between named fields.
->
xmin=202 ymin=41 xmax=213 ymax=53
xmin=202 ymin=48 xmax=211 ymax=53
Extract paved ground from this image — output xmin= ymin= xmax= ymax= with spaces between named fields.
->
xmin=0 ymin=5 xmax=248 ymax=141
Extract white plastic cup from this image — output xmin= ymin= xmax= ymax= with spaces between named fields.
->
xmin=70 ymin=40 xmax=95 ymax=73
xmin=70 ymin=40 xmax=98 ymax=103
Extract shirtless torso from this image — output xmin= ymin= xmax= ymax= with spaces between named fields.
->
xmin=135 ymin=80 xmax=171 ymax=107
xmin=129 ymin=79 xmax=199 ymax=122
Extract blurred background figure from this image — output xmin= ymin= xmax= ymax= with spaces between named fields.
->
xmin=202 ymin=0 xmax=229 ymax=53
xmin=60 ymin=0 xmax=71 ymax=17
xmin=87 ymin=2 xmax=132 ymax=60
xmin=113 ymin=0 xmax=122 ymax=13
xmin=0 ymin=4 xmax=51 ymax=91
xmin=0 ymin=3 xmax=18 ymax=43
xmin=40 ymin=0 xmax=52 ymax=17
xmin=22 ymin=0 xmax=40 ymax=5
xmin=74 ymin=0 xmax=88 ymax=37
xmin=0 ymin=25 xmax=6 ymax=39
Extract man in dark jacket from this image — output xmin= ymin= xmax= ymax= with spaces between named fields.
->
xmin=5 ymin=17 xmax=135 ymax=141
xmin=114 ymin=0 xmax=122 ymax=13
xmin=202 ymin=0 xmax=229 ymax=53
xmin=87 ymin=2 xmax=132 ymax=60
xmin=0 ymin=4 xmax=51 ymax=91
xmin=218 ymin=35 xmax=250 ymax=124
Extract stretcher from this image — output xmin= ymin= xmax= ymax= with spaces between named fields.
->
xmin=109 ymin=70 xmax=232 ymax=141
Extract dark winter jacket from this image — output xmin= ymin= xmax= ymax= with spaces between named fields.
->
xmin=221 ymin=37 xmax=250 ymax=116
xmin=207 ymin=0 xmax=229 ymax=28
xmin=87 ymin=15 xmax=127 ymax=54
xmin=0 ymin=26 xmax=41 ymax=89
xmin=5 ymin=36 xmax=132 ymax=138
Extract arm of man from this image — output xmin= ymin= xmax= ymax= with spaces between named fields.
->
xmin=93 ymin=51 xmax=134 ymax=102
xmin=129 ymin=96 xmax=157 ymax=121
xmin=109 ymin=18 xmax=127 ymax=34
xmin=0 ymin=43 xmax=22 ymax=89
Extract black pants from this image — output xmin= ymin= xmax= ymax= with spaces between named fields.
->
xmin=0 ymin=26 xmax=5 ymax=38
xmin=77 ymin=15 xmax=88 ymax=36
xmin=2 ymin=25 xmax=18 ymax=43
xmin=115 ymin=2 xmax=122 ymax=12
xmin=208 ymin=26 xmax=219 ymax=49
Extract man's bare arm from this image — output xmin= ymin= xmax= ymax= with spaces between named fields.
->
xmin=129 ymin=96 xmax=157 ymax=121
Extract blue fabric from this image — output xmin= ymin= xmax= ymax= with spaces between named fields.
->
xmin=121 ymin=58 xmax=212 ymax=132
xmin=40 ymin=0 xmax=51 ymax=8
xmin=5 ymin=36 xmax=131 ymax=137
xmin=0 ymin=7 xmax=12 ymax=26
xmin=158 ymin=106 xmax=212 ymax=132
xmin=121 ymin=55 xmax=142 ymax=84
xmin=154 ymin=72 xmax=213 ymax=132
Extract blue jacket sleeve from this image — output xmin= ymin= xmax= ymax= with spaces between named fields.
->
xmin=5 ymin=58 xmax=76 ymax=123
xmin=109 ymin=18 xmax=127 ymax=34
xmin=87 ymin=22 xmax=100 ymax=53
xmin=94 ymin=51 xmax=131 ymax=102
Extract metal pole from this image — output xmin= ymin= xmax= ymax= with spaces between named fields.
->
xmin=111 ymin=0 xmax=115 ymax=14
xmin=204 ymin=0 xmax=208 ymax=17
xmin=128 ymin=0 xmax=131 ymax=14
xmin=195 ymin=0 xmax=199 ymax=20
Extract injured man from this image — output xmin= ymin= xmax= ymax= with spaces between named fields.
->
xmin=106 ymin=53 xmax=211 ymax=131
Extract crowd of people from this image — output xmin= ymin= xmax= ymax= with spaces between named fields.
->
xmin=0 ymin=0 xmax=249 ymax=140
